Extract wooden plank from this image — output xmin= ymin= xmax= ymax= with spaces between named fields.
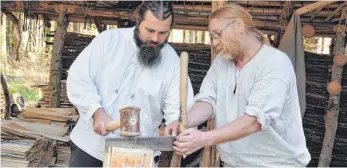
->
xmin=1 ymin=120 xmax=70 ymax=141
xmin=21 ymin=109 xmax=72 ymax=122
xmin=15 ymin=115 xmax=51 ymax=124
xmin=296 ymin=1 xmax=335 ymax=16
xmin=25 ymin=107 xmax=75 ymax=115
xmin=49 ymin=9 xmax=69 ymax=108
xmin=2 ymin=123 xmax=42 ymax=139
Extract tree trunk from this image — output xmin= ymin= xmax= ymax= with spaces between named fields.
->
xmin=49 ymin=9 xmax=69 ymax=108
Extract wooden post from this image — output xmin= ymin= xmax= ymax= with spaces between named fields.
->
xmin=49 ymin=9 xmax=69 ymax=108
xmin=3 ymin=11 xmax=21 ymax=61
xmin=1 ymin=72 xmax=11 ymax=120
xmin=278 ymin=1 xmax=293 ymax=43
xmin=199 ymin=1 xmax=227 ymax=167
xmin=170 ymin=52 xmax=189 ymax=167
xmin=318 ymin=27 xmax=346 ymax=167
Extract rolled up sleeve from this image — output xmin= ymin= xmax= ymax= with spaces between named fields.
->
xmin=194 ymin=60 xmax=217 ymax=115
xmin=244 ymin=77 xmax=288 ymax=130
xmin=67 ymin=32 xmax=111 ymax=125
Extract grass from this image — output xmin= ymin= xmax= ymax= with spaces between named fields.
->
xmin=8 ymin=80 xmax=42 ymax=105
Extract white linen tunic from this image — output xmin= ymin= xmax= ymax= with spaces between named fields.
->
xmin=67 ymin=27 xmax=194 ymax=161
xmin=195 ymin=44 xmax=311 ymax=166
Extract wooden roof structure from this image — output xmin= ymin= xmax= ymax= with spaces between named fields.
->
xmin=2 ymin=1 xmax=347 ymax=36
xmin=1 ymin=1 xmax=347 ymax=167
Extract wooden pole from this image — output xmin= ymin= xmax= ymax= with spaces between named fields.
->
xmin=1 ymin=72 xmax=11 ymax=120
xmin=49 ymin=9 xmax=68 ymax=108
xmin=296 ymin=1 xmax=335 ymax=16
xmin=318 ymin=26 xmax=346 ymax=167
xmin=199 ymin=1 xmax=226 ymax=167
xmin=170 ymin=52 xmax=189 ymax=167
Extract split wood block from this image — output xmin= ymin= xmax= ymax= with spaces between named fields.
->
xmin=104 ymin=147 xmax=154 ymax=167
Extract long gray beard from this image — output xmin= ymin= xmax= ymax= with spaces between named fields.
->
xmin=134 ymin=27 xmax=165 ymax=68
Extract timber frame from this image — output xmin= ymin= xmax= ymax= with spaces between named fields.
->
xmin=2 ymin=1 xmax=347 ymax=167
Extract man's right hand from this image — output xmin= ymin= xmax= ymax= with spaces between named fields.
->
xmin=93 ymin=108 xmax=112 ymax=136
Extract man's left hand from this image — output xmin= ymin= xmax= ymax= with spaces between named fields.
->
xmin=173 ymin=128 xmax=209 ymax=156
xmin=164 ymin=120 xmax=178 ymax=136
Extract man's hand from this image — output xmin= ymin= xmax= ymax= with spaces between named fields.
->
xmin=173 ymin=128 xmax=210 ymax=156
xmin=93 ymin=108 xmax=112 ymax=136
xmin=164 ymin=120 xmax=178 ymax=136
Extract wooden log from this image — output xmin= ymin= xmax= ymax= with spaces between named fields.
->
xmin=1 ymin=72 xmax=11 ymax=120
xmin=327 ymin=81 xmax=342 ymax=96
xmin=170 ymin=52 xmax=189 ymax=167
xmin=49 ymin=9 xmax=69 ymax=108
xmin=318 ymin=26 xmax=346 ymax=167
xmin=302 ymin=24 xmax=316 ymax=38
xmin=333 ymin=54 xmax=347 ymax=66
xmin=296 ymin=1 xmax=335 ymax=16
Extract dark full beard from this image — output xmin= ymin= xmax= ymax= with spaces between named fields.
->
xmin=133 ymin=26 xmax=166 ymax=68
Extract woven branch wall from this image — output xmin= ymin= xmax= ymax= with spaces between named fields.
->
xmin=304 ymin=51 xmax=346 ymax=167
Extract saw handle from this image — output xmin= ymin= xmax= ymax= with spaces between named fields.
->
xmin=105 ymin=120 xmax=121 ymax=131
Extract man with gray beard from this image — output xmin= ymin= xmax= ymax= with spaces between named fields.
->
xmin=66 ymin=1 xmax=194 ymax=167
xmin=174 ymin=4 xmax=311 ymax=167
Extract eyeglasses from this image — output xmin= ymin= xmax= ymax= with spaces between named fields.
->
xmin=209 ymin=19 xmax=236 ymax=43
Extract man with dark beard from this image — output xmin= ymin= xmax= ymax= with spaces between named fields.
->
xmin=173 ymin=4 xmax=311 ymax=167
xmin=66 ymin=1 xmax=194 ymax=167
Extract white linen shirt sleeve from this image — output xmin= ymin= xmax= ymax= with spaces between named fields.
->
xmin=163 ymin=63 xmax=194 ymax=125
xmin=193 ymin=59 xmax=218 ymax=116
xmin=66 ymin=31 xmax=111 ymax=125
xmin=244 ymin=77 xmax=288 ymax=130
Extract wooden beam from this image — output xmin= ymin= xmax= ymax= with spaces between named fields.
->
xmin=1 ymin=1 xmax=133 ymax=20
xmin=318 ymin=24 xmax=346 ymax=167
xmin=296 ymin=1 xmax=335 ymax=16
xmin=49 ymin=9 xmax=69 ymax=108
xmin=324 ymin=1 xmax=347 ymax=22
xmin=3 ymin=11 xmax=21 ymax=61
xmin=38 ymin=14 xmax=51 ymax=28
xmin=2 ymin=10 xmax=18 ymax=25
xmin=235 ymin=1 xmax=341 ymax=8
xmin=94 ymin=17 xmax=106 ymax=33
xmin=278 ymin=1 xmax=293 ymax=45
xmin=308 ymin=5 xmax=325 ymax=22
